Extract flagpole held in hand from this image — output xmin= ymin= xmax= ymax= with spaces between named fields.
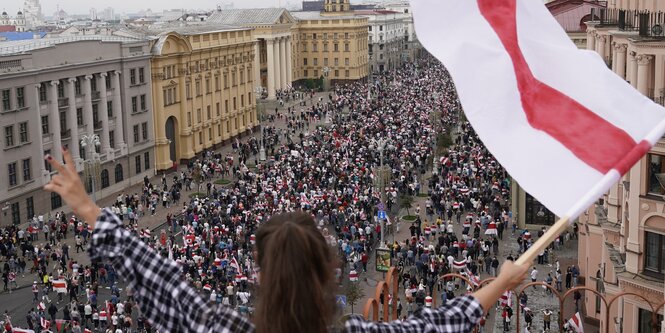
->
xmin=515 ymin=216 xmax=569 ymax=266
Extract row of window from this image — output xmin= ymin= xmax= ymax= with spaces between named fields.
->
xmin=303 ymin=57 xmax=351 ymax=67
xmin=131 ymin=94 xmax=148 ymax=113
xmin=302 ymin=32 xmax=351 ymax=40
xmin=1 ymin=87 xmax=25 ymax=111
xmin=195 ymin=115 xmax=252 ymax=145
xmin=38 ymin=102 xmax=115 ymax=136
xmin=129 ymin=68 xmax=146 ymax=86
xmin=303 ymin=69 xmax=351 ymax=78
xmin=7 ymin=158 xmax=32 ymax=187
xmin=133 ymin=122 xmax=149 ymax=144
xmin=4 ymin=122 xmax=29 ymax=147
xmin=185 ymin=94 xmax=252 ymax=126
xmin=301 ymin=42 xmax=351 ymax=53
xmin=39 ymin=74 xmax=113 ymax=102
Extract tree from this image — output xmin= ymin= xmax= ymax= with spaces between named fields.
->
xmin=191 ymin=166 xmax=203 ymax=191
xmin=345 ymin=281 xmax=365 ymax=314
xmin=400 ymin=195 xmax=414 ymax=216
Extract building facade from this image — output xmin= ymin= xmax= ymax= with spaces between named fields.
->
xmin=356 ymin=10 xmax=407 ymax=74
xmin=0 ymin=11 xmax=27 ymax=32
xmin=0 ymin=36 xmax=154 ymax=226
xmin=207 ymin=9 xmax=296 ymax=100
xmin=291 ymin=0 xmax=369 ymax=86
xmin=149 ymin=26 xmax=258 ymax=171
xmin=581 ymin=2 xmax=665 ymax=332
xmin=382 ymin=2 xmax=422 ymax=62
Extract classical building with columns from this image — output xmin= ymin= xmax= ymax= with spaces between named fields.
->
xmin=580 ymin=2 xmax=665 ymax=332
xmin=147 ymin=25 xmax=257 ymax=171
xmin=206 ymin=9 xmax=296 ymax=100
xmin=0 ymin=35 xmax=154 ymax=225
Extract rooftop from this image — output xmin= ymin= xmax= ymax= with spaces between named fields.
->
xmin=0 ymin=35 xmax=143 ymax=56
xmin=291 ymin=11 xmax=359 ymax=20
xmin=135 ymin=23 xmax=248 ymax=36
xmin=206 ymin=8 xmax=290 ymax=25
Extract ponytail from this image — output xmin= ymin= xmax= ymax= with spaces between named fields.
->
xmin=254 ymin=212 xmax=337 ymax=333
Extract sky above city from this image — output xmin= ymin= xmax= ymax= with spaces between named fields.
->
xmin=3 ymin=0 xmax=332 ymax=16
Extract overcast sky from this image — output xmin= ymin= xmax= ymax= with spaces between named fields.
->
xmin=3 ymin=0 xmax=321 ymax=16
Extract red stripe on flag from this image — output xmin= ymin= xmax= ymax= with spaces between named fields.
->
xmin=477 ymin=0 xmax=640 ymax=174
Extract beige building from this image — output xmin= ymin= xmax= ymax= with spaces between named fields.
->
xmin=0 ymin=35 xmax=154 ymax=225
xmin=148 ymin=25 xmax=258 ymax=171
xmin=581 ymin=2 xmax=665 ymax=332
xmin=207 ymin=8 xmax=297 ymax=100
xmin=292 ymin=0 xmax=369 ymax=87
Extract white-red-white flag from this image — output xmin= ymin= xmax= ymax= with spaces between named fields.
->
xmin=412 ymin=0 xmax=665 ymax=219
xmin=229 ymin=257 xmax=241 ymax=273
xmin=452 ymin=258 xmax=467 ymax=270
xmin=567 ymin=312 xmax=584 ymax=332
xmin=13 ymin=328 xmax=35 ymax=333
xmin=500 ymin=290 xmax=513 ymax=307
xmin=51 ymin=279 xmax=67 ymax=293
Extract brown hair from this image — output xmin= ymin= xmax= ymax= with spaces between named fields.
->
xmin=254 ymin=212 xmax=338 ymax=333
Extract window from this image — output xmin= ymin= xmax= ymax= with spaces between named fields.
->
xmin=313 ymin=43 xmax=318 ymax=52
xmin=26 ymin=197 xmax=34 ymax=219
xmin=304 ymin=58 xmax=308 ymax=66
xmin=314 ymin=58 xmax=318 ymax=66
xmin=135 ymin=155 xmax=142 ymax=174
xmin=142 ymin=122 xmax=148 ymax=140
xmin=132 ymin=96 xmax=138 ymax=113
xmin=16 ymin=87 xmax=24 ymax=108
xmin=75 ymin=78 xmax=81 ymax=95
xmin=648 ymin=154 xmax=665 ymax=195
xmin=206 ymin=78 xmax=210 ymax=94
xmin=208 ymin=128 xmax=212 ymax=140
xmin=323 ymin=44 xmax=329 ymax=52
xmin=345 ymin=70 xmax=350 ymax=78
xmin=109 ymin=131 xmax=115 ymax=148
xmin=215 ymin=76 xmax=220 ymax=91
xmin=10 ymin=202 xmax=19 ymax=225
xmin=232 ymin=72 xmax=237 ymax=86
xmin=187 ymin=112 xmax=192 ymax=126
xmin=196 ymin=81 xmax=201 ymax=96
xmin=105 ymin=74 xmax=111 ymax=89
xmin=5 ymin=125 xmax=14 ymax=147
xmin=101 ymin=169 xmax=109 ymax=188
xmin=324 ymin=58 xmax=329 ymax=66
xmin=144 ymin=152 xmax=150 ymax=171
xmin=197 ymin=108 xmax=202 ymax=123
xmin=345 ymin=44 xmax=350 ymax=52
xmin=241 ymin=95 xmax=245 ymax=108
xmin=139 ymin=68 xmax=145 ymax=83
xmin=59 ymin=112 xmax=67 ymax=133
xmin=304 ymin=70 xmax=309 ymax=77
xmin=216 ymin=103 xmax=220 ymax=116
xmin=133 ymin=125 xmax=139 ymax=143
xmin=224 ymin=74 xmax=229 ymax=89
xmin=233 ymin=97 xmax=237 ymax=110
xmin=644 ymin=231 xmax=665 ymax=277
xmin=51 ymin=192 xmax=62 ymax=210
xmin=39 ymin=83 xmax=47 ymax=101
xmin=107 ymin=101 xmax=113 ymax=118
xmin=19 ymin=122 xmax=28 ymax=143
xmin=90 ymin=78 xmax=97 ymax=93
xmin=41 ymin=116 xmax=49 ymax=135
xmin=1 ymin=89 xmax=10 ymax=111
xmin=199 ymin=132 xmax=203 ymax=144
xmin=334 ymin=70 xmax=339 ymax=77
xmin=345 ymin=58 xmax=350 ymax=66
xmin=77 ymin=108 xmax=83 ymax=126
xmin=8 ymin=162 xmax=17 ymax=186
xmin=334 ymin=44 xmax=339 ymax=52
xmin=114 ymin=164 xmax=123 ymax=183
xmin=141 ymin=94 xmax=146 ymax=111
xmin=130 ymin=69 xmax=136 ymax=85
xmin=345 ymin=32 xmax=349 ymax=39
xmin=22 ymin=158 xmax=31 ymax=181
xmin=186 ymin=83 xmax=191 ymax=99
xmin=638 ymin=308 xmax=663 ymax=333
xmin=225 ymin=100 xmax=229 ymax=113
xmin=525 ymin=193 xmax=555 ymax=225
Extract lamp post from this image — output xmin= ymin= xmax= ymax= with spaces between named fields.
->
xmin=255 ymin=86 xmax=266 ymax=162
xmin=322 ymin=66 xmax=330 ymax=92
xmin=373 ymin=138 xmax=389 ymax=249
xmin=80 ymin=134 xmax=101 ymax=202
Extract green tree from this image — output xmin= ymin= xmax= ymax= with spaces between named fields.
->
xmin=345 ymin=281 xmax=365 ymax=314
xmin=399 ymin=195 xmax=414 ymax=216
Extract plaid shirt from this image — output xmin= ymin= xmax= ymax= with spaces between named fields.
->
xmin=89 ymin=209 xmax=484 ymax=332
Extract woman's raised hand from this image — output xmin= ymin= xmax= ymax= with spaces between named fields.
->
xmin=44 ymin=148 xmax=101 ymax=226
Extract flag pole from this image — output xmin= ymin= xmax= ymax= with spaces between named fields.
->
xmin=515 ymin=216 xmax=569 ymax=266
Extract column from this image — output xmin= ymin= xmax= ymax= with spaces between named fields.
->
xmin=587 ymin=31 xmax=596 ymax=51
xmin=112 ymin=71 xmax=125 ymax=148
xmin=49 ymin=81 xmax=63 ymax=162
xmin=83 ymin=75 xmax=94 ymax=137
xmin=266 ymin=39 xmax=276 ymax=99
xmin=611 ymin=42 xmax=618 ymax=73
xmin=67 ymin=78 xmax=80 ymax=160
xmin=254 ymin=40 xmax=262 ymax=91
xmin=655 ymin=55 xmax=665 ymax=100
xmin=279 ymin=37 xmax=287 ymax=89
xmin=637 ymin=54 xmax=653 ymax=96
xmin=596 ymin=35 xmax=606 ymax=64
xmin=286 ymin=36 xmax=293 ymax=86
xmin=616 ymin=44 xmax=627 ymax=80
xmin=628 ymin=51 xmax=638 ymax=88
xmin=273 ymin=38 xmax=282 ymax=93
xmin=98 ymin=73 xmax=111 ymax=152
xmin=34 ymin=85 xmax=46 ymax=175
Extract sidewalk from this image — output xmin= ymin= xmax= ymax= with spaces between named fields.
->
xmin=7 ymin=92 xmax=332 ymax=292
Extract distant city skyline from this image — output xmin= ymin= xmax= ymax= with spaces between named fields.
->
xmin=1 ymin=0 xmax=329 ymax=17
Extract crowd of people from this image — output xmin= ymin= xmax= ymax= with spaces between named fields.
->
xmin=0 ymin=56 xmax=580 ymax=333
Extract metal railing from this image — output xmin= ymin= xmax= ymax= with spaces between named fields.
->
xmin=592 ymin=8 xmax=665 ymax=37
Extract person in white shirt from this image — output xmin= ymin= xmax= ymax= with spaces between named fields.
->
xmin=530 ymin=267 xmax=538 ymax=290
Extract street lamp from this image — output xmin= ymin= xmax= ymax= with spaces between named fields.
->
xmin=322 ymin=66 xmax=330 ymax=91
xmin=80 ymin=134 xmax=101 ymax=202
xmin=373 ymin=138 xmax=389 ymax=249
xmin=255 ymin=86 xmax=266 ymax=161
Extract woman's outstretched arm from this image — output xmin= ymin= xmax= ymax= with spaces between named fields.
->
xmin=44 ymin=149 xmax=254 ymax=333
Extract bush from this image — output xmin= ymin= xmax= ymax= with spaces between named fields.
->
xmin=188 ymin=192 xmax=207 ymax=198
xmin=214 ymin=179 xmax=231 ymax=185
xmin=402 ymin=215 xmax=418 ymax=221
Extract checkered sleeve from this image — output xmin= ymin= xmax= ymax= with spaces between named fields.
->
xmin=88 ymin=208 xmax=254 ymax=333
xmin=344 ymin=295 xmax=484 ymax=333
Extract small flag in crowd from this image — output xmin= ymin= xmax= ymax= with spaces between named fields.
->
xmin=52 ymin=279 xmax=67 ymax=293
xmin=567 ymin=312 xmax=584 ymax=332
xmin=500 ymin=290 xmax=512 ymax=307
xmin=349 ymin=270 xmax=358 ymax=282
xmin=484 ymin=221 xmax=498 ymax=236
xmin=411 ymin=0 xmax=665 ymax=220
xmin=13 ymin=328 xmax=35 ymax=333
xmin=452 ymin=258 xmax=467 ymax=270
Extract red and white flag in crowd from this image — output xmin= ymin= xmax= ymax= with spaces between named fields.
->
xmin=452 ymin=258 xmax=467 ymax=270
xmin=484 ymin=221 xmax=497 ymax=236
xmin=229 ymin=257 xmax=241 ymax=273
xmin=412 ymin=0 xmax=665 ymax=219
xmin=567 ymin=312 xmax=584 ymax=332
xmin=40 ymin=317 xmax=49 ymax=329
xmin=12 ymin=328 xmax=35 ymax=333
xmin=499 ymin=290 xmax=513 ymax=307
xmin=51 ymin=279 xmax=67 ymax=293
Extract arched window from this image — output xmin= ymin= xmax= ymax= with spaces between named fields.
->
xmin=101 ymin=169 xmax=109 ymax=188
xmin=114 ymin=164 xmax=123 ymax=183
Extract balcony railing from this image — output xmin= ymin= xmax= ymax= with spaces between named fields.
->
xmin=592 ymin=8 xmax=665 ymax=37
xmin=60 ymin=128 xmax=71 ymax=138
xmin=93 ymin=121 xmax=103 ymax=130
xmin=58 ymin=98 xmax=69 ymax=108
xmin=91 ymin=91 xmax=101 ymax=100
